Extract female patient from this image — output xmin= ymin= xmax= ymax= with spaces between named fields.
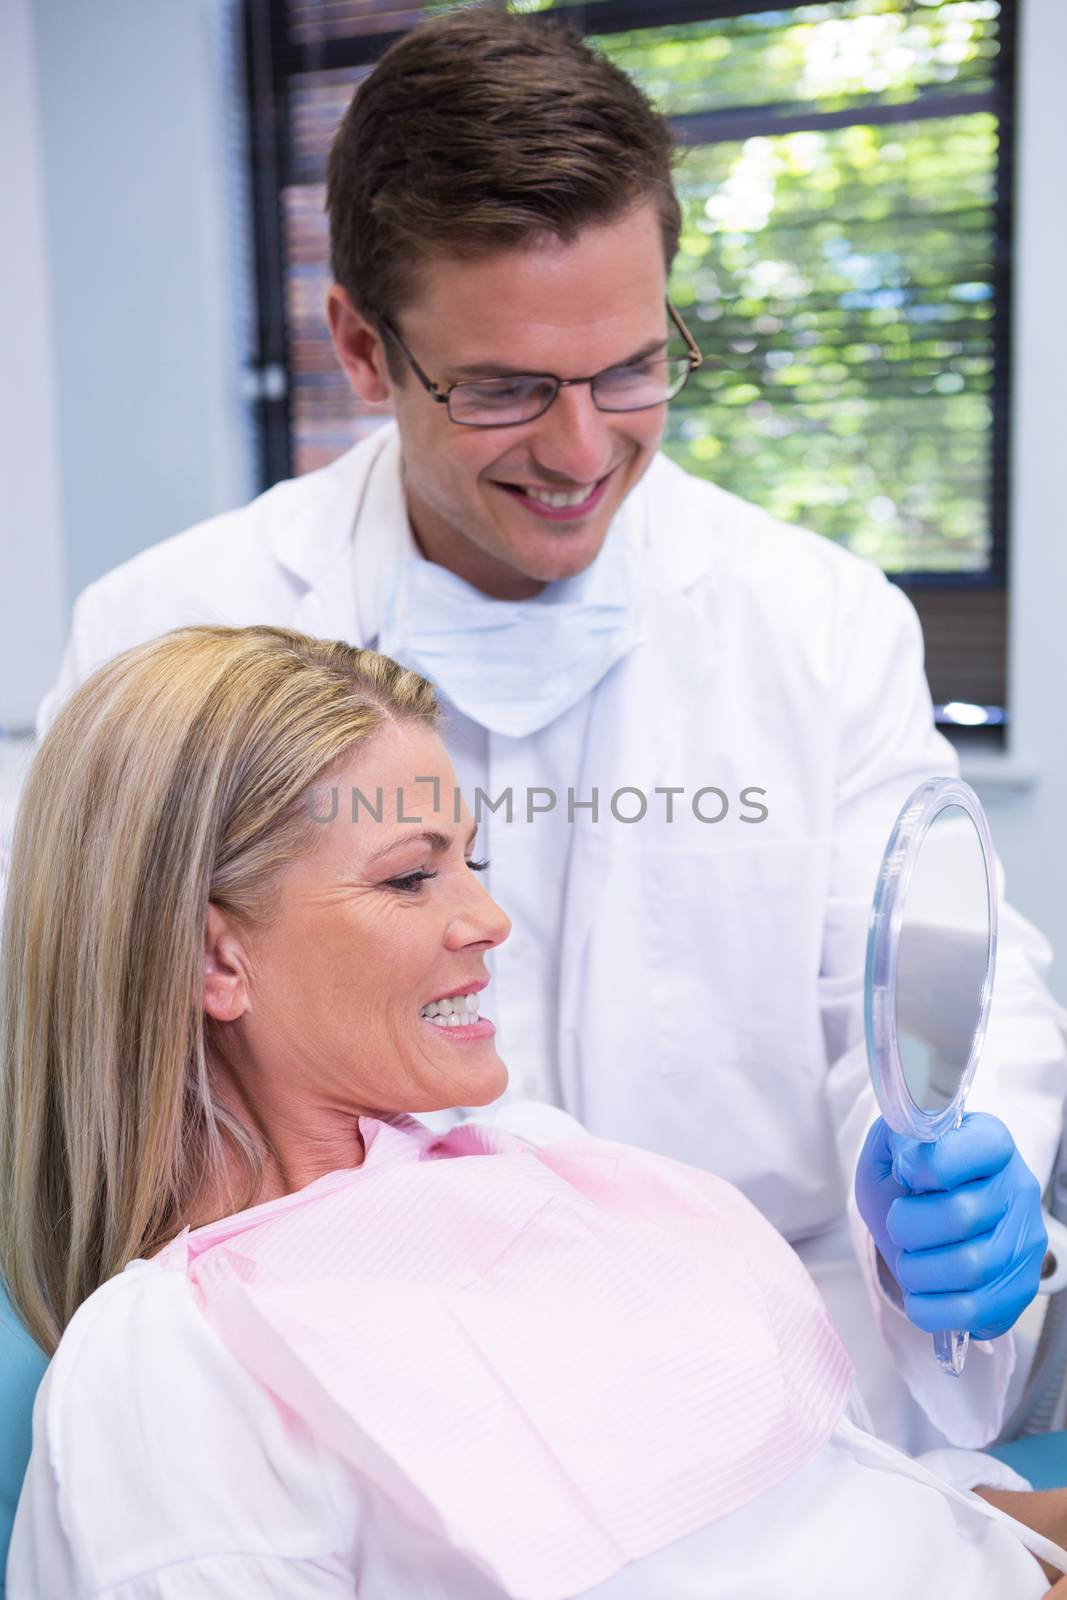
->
xmin=2 ymin=625 xmax=1066 ymax=1599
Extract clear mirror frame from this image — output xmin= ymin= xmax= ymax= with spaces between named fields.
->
xmin=865 ymin=776 xmax=998 ymax=1144
xmin=865 ymin=776 xmax=998 ymax=1376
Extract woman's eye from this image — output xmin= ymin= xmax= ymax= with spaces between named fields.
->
xmin=383 ymin=859 xmax=487 ymax=893
xmin=384 ymin=868 xmax=439 ymax=894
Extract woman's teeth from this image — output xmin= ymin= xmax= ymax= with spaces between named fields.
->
xmin=420 ymin=993 xmax=481 ymax=1027
xmin=521 ymin=485 xmax=593 ymax=508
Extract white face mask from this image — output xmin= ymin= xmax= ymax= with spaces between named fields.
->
xmin=377 ymin=532 xmax=645 ymax=739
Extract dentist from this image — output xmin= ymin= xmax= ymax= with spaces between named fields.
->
xmin=8 ymin=9 xmax=1064 ymax=1463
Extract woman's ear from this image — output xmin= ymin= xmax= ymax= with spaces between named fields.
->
xmin=203 ymin=904 xmax=252 ymax=1024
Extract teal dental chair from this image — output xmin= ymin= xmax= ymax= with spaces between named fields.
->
xmin=0 ymin=1286 xmax=47 ymax=1597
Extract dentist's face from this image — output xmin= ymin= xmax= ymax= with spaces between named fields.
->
xmin=329 ymin=202 xmax=671 ymax=600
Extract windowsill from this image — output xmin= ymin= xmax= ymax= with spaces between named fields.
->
xmin=956 ymin=750 xmax=1042 ymax=794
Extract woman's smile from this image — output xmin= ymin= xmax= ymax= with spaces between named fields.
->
xmin=419 ymin=979 xmax=496 ymax=1039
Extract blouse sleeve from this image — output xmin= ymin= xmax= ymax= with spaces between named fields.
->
xmin=5 ymin=1265 xmax=358 ymax=1598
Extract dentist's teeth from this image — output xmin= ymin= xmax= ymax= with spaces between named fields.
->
xmin=523 ymin=486 xmax=591 ymax=508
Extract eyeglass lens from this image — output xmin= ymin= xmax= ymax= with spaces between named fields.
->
xmin=448 ymin=356 xmax=693 ymax=426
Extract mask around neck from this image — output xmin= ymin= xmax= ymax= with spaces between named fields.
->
xmin=377 ymin=530 xmax=645 ymax=739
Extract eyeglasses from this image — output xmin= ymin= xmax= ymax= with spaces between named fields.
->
xmin=380 ymin=300 xmax=703 ymax=428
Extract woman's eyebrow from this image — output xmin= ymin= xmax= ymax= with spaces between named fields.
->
xmin=365 ymin=826 xmax=478 ymax=867
xmin=367 ymin=832 xmax=451 ymax=870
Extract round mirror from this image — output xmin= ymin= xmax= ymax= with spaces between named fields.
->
xmin=864 ymin=776 xmax=998 ymax=1374
xmin=894 ymin=801 xmax=995 ymax=1119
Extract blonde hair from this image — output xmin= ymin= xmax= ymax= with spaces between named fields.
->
xmin=0 ymin=625 xmax=438 ymax=1353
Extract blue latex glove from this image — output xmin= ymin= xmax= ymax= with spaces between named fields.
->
xmin=855 ymin=1112 xmax=1047 ymax=1340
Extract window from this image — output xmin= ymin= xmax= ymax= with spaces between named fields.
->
xmin=244 ymin=0 xmax=1016 ymax=735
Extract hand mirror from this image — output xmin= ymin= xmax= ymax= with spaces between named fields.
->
xmin=864 ymin=776 xmax=998 ymax=1377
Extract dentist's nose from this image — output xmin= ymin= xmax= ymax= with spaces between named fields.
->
xmin=528 ymin=382 xmax=615 ymax=485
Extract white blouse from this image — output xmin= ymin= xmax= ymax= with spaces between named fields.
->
xmin=8 ymin=1188 xmax=1062 ymax=1600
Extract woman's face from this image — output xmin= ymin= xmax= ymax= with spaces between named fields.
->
xmin=206 ymin=721 xmax=511 ymax=1155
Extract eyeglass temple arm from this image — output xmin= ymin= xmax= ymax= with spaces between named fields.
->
xmin=667 ymin=299 xmax=704 ymax=370
xmin=380 ymin=319 xmax=452 ymax=402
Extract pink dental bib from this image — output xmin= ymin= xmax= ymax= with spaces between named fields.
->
xmin=156 ymin=1117 xmax=853 ymax=1598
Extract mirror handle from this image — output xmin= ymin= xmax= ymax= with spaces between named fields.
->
xmin=933 ymin=1328 xmax=969 ymax=1376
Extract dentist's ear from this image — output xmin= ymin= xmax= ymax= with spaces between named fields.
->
xmin=202 ymin=904 xmax=252 ymax=1023
xmin=327 ymin=285 xmax=393 ymax=407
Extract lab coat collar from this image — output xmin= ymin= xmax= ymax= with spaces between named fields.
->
xmin=352 ymin=427 xmax=419 ymax=646
xmin=268 ymin=425 xmax=400 ymax=643
xmin=266 ymin=421 xmax=725 ymax=657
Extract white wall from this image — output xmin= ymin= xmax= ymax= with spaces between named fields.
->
xmin=0 ymin=0 xmax=66 ymax=729
xmin=967 ymin=0 xmax=1067 ymax=1004
xmin=15 ymin=0 xmax=253 ymax=655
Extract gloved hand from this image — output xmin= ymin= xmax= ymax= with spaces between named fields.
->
xmin=855 ymin=1112 xmax=1047 ymax=1340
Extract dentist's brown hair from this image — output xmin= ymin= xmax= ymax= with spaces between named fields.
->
xmin=326 ymin=6 xmax=681 ymax=372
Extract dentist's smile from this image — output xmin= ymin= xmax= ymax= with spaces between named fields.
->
xmin=493 ymin=468 xmax=614 ymax=522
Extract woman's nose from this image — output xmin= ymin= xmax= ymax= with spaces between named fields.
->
xmin=445 ymin=874 xmax=511 ymax=951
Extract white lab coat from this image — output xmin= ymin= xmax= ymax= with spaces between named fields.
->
xmin=21 ymin=423 xmax=1067 ymax=1451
